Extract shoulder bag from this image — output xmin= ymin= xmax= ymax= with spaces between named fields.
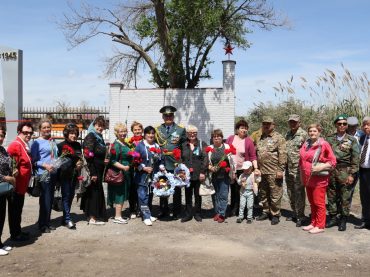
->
xmin=311 ymin=140 xmax=330 ymax=176
xmin=104 ymin=142 xmax=124 ymax=185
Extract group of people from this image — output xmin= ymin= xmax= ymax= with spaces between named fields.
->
xmin=1 ymin=105 xmax=370 ymax=256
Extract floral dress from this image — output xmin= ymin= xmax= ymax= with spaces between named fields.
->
xmin=107 ymin=140 xmax=132 ymax=206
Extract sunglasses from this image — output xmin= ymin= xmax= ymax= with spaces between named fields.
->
xmin=21 ymin=131 xmax=34 ymax=136
xmin=336 ymin=122 xmax=348 ymax=126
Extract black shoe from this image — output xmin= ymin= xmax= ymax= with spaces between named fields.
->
xmin=10 ymin=234 xmax=29 ymax=242
xmin=338 ymin=217 xmax=347 ymax=232
xmin=181 ymin=215 xmax=192 ymax=223
xmin=296 ymin=218 xmax=305 ymax=227
xmin=286 ymin=216 xmax=297 ymax=222
xmin=256 ymin=213 xmax=269 ymax=221
xmin=271 ymin=216 xmax=280 ymax=225
xmin=158 ymin=212 xmax=169 ymax=219
xmin=246 ymin=219 xmax=253 ymax=224
xmin=354 ymin=222 xmax=370 ymax=229
xmin=194 ymin=214 xmax=202 ymax=222
xmin=21 ymin=231 xmax=30 ymax=237
xmin=48 ymin=225 xmax=56 ymax=231
xmin=40 ymin=227 xmax=51 ymax=233
xmin=326 ymin=216 xmax=338 ymax=228
xmin=236 ymin=218 xmax=243 ymax=223
xmin=172 ymin=214 xmax=179 ymax=221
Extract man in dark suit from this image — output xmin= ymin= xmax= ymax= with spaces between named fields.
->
xmin=155 ymin=106 xmax=186 ymax=220
xmin=355 ymin=116 xmax=370 ymax=230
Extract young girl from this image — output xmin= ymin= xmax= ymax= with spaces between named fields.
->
xmin=236 ymin=161 xmax=260 ymax=224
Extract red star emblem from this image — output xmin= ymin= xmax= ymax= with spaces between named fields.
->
xmin=224 ymin=43 xmax=234 ymax=55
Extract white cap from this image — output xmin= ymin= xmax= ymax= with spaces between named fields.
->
xmin=241 ymin=161 xmax=253 ymax=170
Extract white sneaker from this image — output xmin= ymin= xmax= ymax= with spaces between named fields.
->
xmin=88 ymin=219 xmax=105 ymax=225
xmin=0 ymin=249 xmax=9 ymax=256
xmin=130 ymin=213 xmax=137 ymax=219
xmin=113 ymin=217 xmax=128 ymax=224
xmin=150 ymin=216 xmax=157 ymax=222
xmin=2 ymin=246 xmax=12 ymax=251
xmin=143 ymin=219 xmax=152 ymax=226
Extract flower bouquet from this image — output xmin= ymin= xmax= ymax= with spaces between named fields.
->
xmin=40 ymin=144 xmax=74 ymax=182
xmin=172 ymin=163 xmax=190 ymax=188
xmin=151 ymin=171 xmax=175 ymax=198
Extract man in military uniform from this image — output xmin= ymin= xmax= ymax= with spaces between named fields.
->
xmin=285 ymin=114 xmax=308 ymax=227
xmin=326 ymin=114 xmax=360 ymax=231
xmin=255 ymin=116 xmax=287 ymax=225
xmin=155 ymin=105 xmax=186 ymax=220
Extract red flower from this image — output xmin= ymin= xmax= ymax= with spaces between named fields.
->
xmin=150 ymin=147 xmax=161 ymax=154
xmin=83 ymin=148 xmax=94 ymax=158
xmin=62 ymin=144 xmax=75 ymax=155
xmin=189 ymin=167 xmax=194 ymax=173
xmin=163 ymin=149 xmax=169 ymax=153
xmin=110 ymin=148 xmax=116 ymax=156
xmin=205 ymin=146 xmax=214 ymax=153
xmin=224 ymin=145 xmax=236 ymax=155
xmin=225 ymin=167 xmax=231 ymax=173
xmin=77 ymin=176 xmax=84 ymax=181
xmin=130 ymin=135 xmax=143 ymax=143
xmin=172 ymin=148 xmax=181 ymax=161
xmin=219 ymin=161 xmax=227 ymax=168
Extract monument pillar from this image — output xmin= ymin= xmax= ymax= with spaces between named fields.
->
xmin=0 ymin=45 xmax=23 ymax=145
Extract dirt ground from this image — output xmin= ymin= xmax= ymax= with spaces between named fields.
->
xmin=1 ymin=187 xmax=370 ymax=277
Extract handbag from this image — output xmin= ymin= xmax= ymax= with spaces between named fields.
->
xmin=311 ymin=140 xmax=330 ymax=176
xmin=199 ymin=179 xmax=215 ymax=196
xmin=28 ymin=175 xmax=41 ymax=197
xmin=104 ymin=167 xmax=124 ymax=185
xmin=52 ymin=187 xmax=63 ymax=212
xmin=0 ymin=182 xmax=14 ymax=196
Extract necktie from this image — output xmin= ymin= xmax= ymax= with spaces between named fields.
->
xmin=166 ymin=126 xmax=170 ymax=134
xmin=360 ymin=136 xmax=369 ymax=165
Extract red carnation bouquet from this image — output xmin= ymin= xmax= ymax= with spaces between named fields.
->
xmin=128 ymin=151 xmax=142 ymax=168
xmin=162 ymin=148 xmax=181 ymax=161
xmin=206 ymin=145 xmax=234 ymax=173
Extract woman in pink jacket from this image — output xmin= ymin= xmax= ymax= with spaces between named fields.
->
xmin=299 ymin=124 xmax=336 ymax=234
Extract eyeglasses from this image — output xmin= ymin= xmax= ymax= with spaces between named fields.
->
xmin=336 ymin=122 xmax=348 ymax=126
xmin=187 ymin=132 xmax=197 ymax=135
xmin=21 ymin=131 xmax=34 ymax=136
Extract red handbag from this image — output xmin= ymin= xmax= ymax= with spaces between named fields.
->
xmin=104 ymin=168 xmax=124 ymax=185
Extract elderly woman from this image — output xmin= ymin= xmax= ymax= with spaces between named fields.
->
xmin=107 ymin=122 xmax=132 ymax=224
xmin=57 ymin=123 xmax=82 ymax=229
xmin=299 ymin=124 xmax=336 ymax=234
xmin=127 ymin=121 xmax=144 ymax=219
xmin=226 ymin=119 xmax=258 ymax=217
xmin=207 ymin=129 xmax=235 ymax=223
xmin=81 ymin=116 xmax=108 ymax=225
xmin=0 ymin=126 xmax=16 ymax=256
xmin=135 ymin=126 xmax=162 ymax=226
xmin=31 ymin=119 xmax=59 ymax=233
xmin=180 ymin=125 xmax=208 ymax=222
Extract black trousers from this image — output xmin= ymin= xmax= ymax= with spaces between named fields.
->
xmin=359 ymin=168 xmax=370 ymax=224
xmin=0 ymin=195 xmax=7 ymax=246
xmin=129 ymin=181 xmax=138 ymax=214
xmin=8 ymin=192 xmax=25 ymax=238
xmin=185 ymin=180 xmax=202 ymax=216
xmin=160 ymin=187 xmax=182 ymax=216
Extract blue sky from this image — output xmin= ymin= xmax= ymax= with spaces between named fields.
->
xmin=1 ymin=0 xmax=369 ymax=115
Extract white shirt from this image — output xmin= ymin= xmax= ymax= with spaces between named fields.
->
xmin=360 ymin=136 xmax=370 ymax=168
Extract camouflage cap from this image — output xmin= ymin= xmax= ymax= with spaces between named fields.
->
xmin=262 ymin=116 xmax=274 ymax=123
xmin=288 ymin=114 xmax=300 ymax=122
xmin=334 ymin=114 xmax=348 ymax=123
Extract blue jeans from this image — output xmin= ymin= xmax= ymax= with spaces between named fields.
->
xmin=213 ymin=177 xmax=230 ymax=217
xmin=38 ymin=173 xmax=57 ymax=228
xmin=61 ymin=179 xmax=76 ymax=223
xmin=239 ymin=189 xmax=254 ymax=219
xmin=137 ymin=185 xmax=153 ymax=220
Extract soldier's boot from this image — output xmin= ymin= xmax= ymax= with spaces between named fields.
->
xmin=338 ymin=216 xmax=347 ymax=232
xmin=325 ymin=215 xmax=338 ymax=228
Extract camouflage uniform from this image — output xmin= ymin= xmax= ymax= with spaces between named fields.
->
xmin=285 ymin=127 xmax=307 ymax=219
xmin=256 ymin=131 xmax=287 ymax=216
xmin=326 ymin=133 xmax=360 ymax=217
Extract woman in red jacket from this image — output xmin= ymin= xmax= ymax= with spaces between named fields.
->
xmin=299 ymin=124 xmax=336 ymax=234
xmin=7 ymin=122 xmax=34 ymax=241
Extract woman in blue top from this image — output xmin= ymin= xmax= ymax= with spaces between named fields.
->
xmin=135 ymin=126 xmax=163 ymax=226
xmin=31 ymin=119 xmax=59 ymax=233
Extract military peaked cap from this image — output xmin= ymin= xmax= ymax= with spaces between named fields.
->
xmin=159 ymin=105 xmax=177 ymax=114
